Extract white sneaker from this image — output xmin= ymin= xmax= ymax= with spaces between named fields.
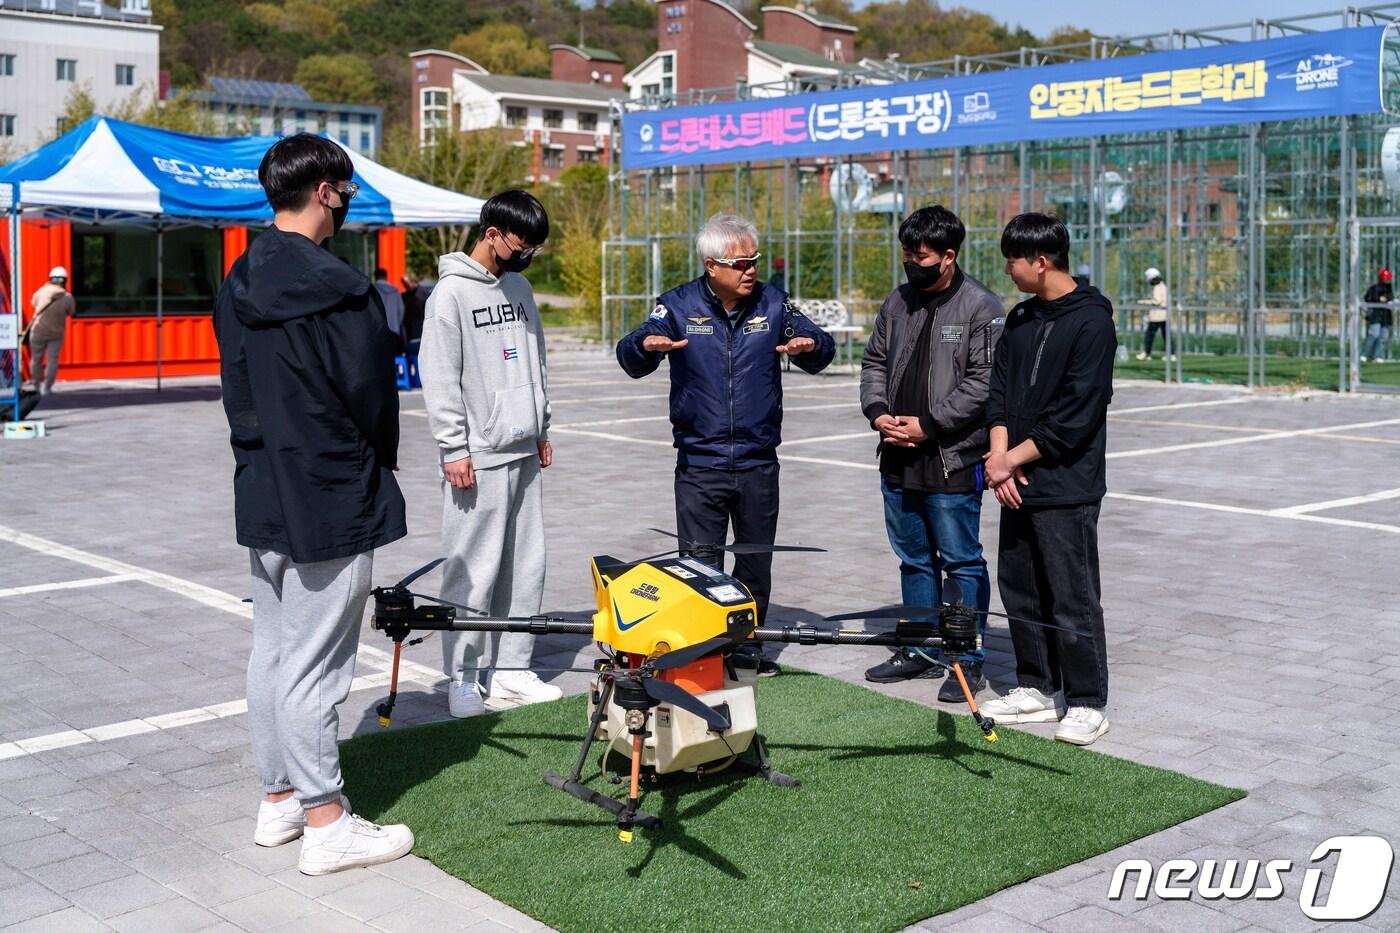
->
xmin=489 ymin=670 xmax=563 ymax=707
xmin=254 ymin=795 xmax=350 ymax=847
xmin=1055 ymin=707 xmax=1110 ymax=746
xmin=448 ymin=679 xmax=486 ymax=718
xmin=979 ymin=686 xmax=1065 ymax=724
xmin=1135 ymin=352 xmax=1149 ymax=361
xmin=297 ymin=813 xmax=414 ymax=876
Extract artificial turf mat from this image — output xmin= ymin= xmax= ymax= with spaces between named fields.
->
xmin=341 ymin=671 xmax=1243 ymax=932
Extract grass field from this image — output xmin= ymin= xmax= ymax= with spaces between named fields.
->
xmin=342 ymin=672 xmax=1244 ymax=933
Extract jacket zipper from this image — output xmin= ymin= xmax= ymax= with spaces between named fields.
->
xmin=1029 ymin=320 xmax=1055 ymax=387
xmin=726 ymin=312 xmax=736 ymax=470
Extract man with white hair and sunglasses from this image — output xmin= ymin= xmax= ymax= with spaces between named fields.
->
xmin=617 ymin=213 xmax=835 ymax=676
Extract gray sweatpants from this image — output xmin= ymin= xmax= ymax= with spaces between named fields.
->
xmin=439 ymin=456 xmax=546 ymax=682
xmin=247 ymin=548 xmax=372 ymax=809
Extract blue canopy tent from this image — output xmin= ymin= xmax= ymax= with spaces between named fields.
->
xmin=0 ymin=116 xmax=483 ymax=409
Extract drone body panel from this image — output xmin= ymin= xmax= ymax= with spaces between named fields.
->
xmin=589 ymin=556 xmax=757 ymax=657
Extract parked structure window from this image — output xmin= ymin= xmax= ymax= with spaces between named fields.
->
xmin=56 ymin=59 xmax=76 ymax=81
xmin=0 ymin=55 xmax=15 ymax=77
xmin=115 ymin=63 xmax=134 ymax=86
xmin=579 ymin=111 xmax=598 ymax=132
xmin=72 ymin=224 xmax=222 ymax=316
xmin=543 ymin=109 xmax=563 ymax=129
xmin=421 ymin=89 xmax=448 ymax=142
xmin=505 ymin=105 xmax=528 ymax=127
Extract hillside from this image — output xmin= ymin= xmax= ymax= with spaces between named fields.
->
xmin=154 ymin=0 xmax=1088 ymax=128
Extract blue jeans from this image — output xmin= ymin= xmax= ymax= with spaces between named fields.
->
xmin=880 ymin=476 xmax=990 ymax=663
xmin=1363 ymin=323 xmax=1392 ymax=361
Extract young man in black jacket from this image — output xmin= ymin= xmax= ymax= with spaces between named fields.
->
xmin=859 ymin=206 xmax=1004 ymax=701
xmin=980 ymin=213 xmax=1116 ymax=746
xmin=214 ymin=134 xmax=414 ymax=873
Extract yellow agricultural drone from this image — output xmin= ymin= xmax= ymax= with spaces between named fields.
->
xmin=370 ymin=532 xmax=1003 ymax=842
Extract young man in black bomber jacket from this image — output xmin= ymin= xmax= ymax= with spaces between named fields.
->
xmin=979 ymin=213 xmax=1117 ymax=747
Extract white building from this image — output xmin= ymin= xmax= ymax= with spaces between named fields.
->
xmin=186 ymin=78 xmax=383 ymax=156
xmin=0 ymin=0 xmax=161 ymax=152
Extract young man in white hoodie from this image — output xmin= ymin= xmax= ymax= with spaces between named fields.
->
xmin=419 ymin=190 xmax=561 ymax=717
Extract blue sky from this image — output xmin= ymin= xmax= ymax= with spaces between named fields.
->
xmin=925 ymin=1 xmax=1359 ymax=40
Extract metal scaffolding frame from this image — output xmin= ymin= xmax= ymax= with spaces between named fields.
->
xmin=603 ymin=3 xmax=1400 ymax=391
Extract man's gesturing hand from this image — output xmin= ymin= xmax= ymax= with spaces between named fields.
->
xmin=444 ymin=457 xmax=476 ymax=491
xmin=776 ymin=337 xmax=816 ymax=355
xmin=643 ymin=335 xmax=689 ymax=353
xmin=538 ymin=440 xmax=553 ymax=468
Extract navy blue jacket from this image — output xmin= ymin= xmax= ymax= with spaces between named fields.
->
xmin=617 ymin=276 xmax=835 ymax=469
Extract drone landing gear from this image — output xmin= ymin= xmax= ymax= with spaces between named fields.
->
xmin=730 ymin=733 xmax=799 ymax=788
xmin=542 ymin=675 xmax=662 ymax=840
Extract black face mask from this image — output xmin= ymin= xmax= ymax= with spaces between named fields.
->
xmin=329 ymin=188 xmax=350 ymax=235
xmin=903 ymin=258 xmax=943 ymax=290
xmin=494 ymin=238 xmax=533 ymax=274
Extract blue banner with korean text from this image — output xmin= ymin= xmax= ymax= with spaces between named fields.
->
xmin=621 ymin=26 xmax=1387 ymax=169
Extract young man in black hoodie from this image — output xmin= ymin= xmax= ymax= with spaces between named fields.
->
xmin=214 ymin=134 xmax=413 ymax=873
xmin=980 ymin=213 xmax=1116 ymax=746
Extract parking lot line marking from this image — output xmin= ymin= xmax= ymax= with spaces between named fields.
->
xmin=557 ymin=401 xmax=855 ymax=430
xmin=1270 ymin=487 xmax=1400 ymax=516
xmin=1108 ymin=397 xmax=1255 ymax=415
xmin=1105 ymin=491 xmax=1400 ymax=535
xmin=783 ymin=432 xmax=873 ymax=446
xmin=1309 ymin=431 xmax=1400 ymax=446
xmin=1107 ymin=417 xmax=1400 ymax=460
xmin=1108 ymin=417 xmax=1271 ymax=434
xmin=0 ymin=525 xmax=444 ymax=687
xmin=548 ymin=428 xmax=673 ymax=446
xmin=0 ymin=671 xmax=395 ymax=761
xmin=554 ymin=428 xmax=1400 ymax=535
xmin=0 ymin=574 xmax=141 ymax=599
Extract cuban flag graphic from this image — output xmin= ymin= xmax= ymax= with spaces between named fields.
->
xmin=503 ymin=346 xmax=519 ymax=361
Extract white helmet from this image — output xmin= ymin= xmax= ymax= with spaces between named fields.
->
xmin=48 ymin=266 xmax=68 ymax=280
xmin=1144 ymin=267 xmax=1161 ymax=282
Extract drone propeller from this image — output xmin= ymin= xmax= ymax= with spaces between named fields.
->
xmin=649 ymin=633 xmax=747 ymax=671
xmin=646 ymin=528 xmax=826 ymax=555
xmin=640 ymin=676 xmax=731 ymax=731
xmin=392 ymin=558 xmax=445 ymax=590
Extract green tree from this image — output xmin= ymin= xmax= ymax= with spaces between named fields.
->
xmin=449 ymin=23 xmax=550 ymax=77
xmin=549 ymin=162 xmax=609 ymax=323
xmin=294 ymin=54 xmax=380 ymax=104
xmin=377 ymin=124 xmax=532 ymax=273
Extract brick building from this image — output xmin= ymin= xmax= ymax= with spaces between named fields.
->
xmin=623 ymin=0 xmax=862 ymax=102
xmin=409 ymin=47 xmax=621 ymax=184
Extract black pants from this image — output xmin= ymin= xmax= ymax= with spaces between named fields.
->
xmin=997 ymin=502 xmax=1108 ymax=708
xmin=675 ymin=463 xmax=780 ymax=630
xmin=1143 ymin=320 xmax=1167 ymax=355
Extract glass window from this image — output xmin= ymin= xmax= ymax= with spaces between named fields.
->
xmin=662 ymin=54 xmax=673 ymax=75
xmin=360 ymin=131 xmax=371 ymax=152
xmin=115 ymin=63 xmax=134 ymax=86
xmin=0 ymin=54 xmax=14 ymax=77
xmin=56 ymin=59 xmax=76 ymax=81
xmin=577 ymin=148 xmax=598 ymax=163
xmin=71 ymin=224 xmax=223 ymax=317
xmin=295 ymin=109 xmax=306 ymax=131
xmin=505 ymin=105 xmax=527 ymax=127
xmin=542 ymin=147 xmax=564 ymax=169
xmin=543 ymin=109 xmax=563 ymax=129
xmin=579 ymin=111 xmax=598 ymax=132
xmin=0 ymin=114 xmax=14 ymax=137
xmin=643 ymin=83 xmax=659 ymax=97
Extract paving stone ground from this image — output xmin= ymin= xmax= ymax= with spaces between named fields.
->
xmin=2 ymin=340 xmax=1399 ymax=931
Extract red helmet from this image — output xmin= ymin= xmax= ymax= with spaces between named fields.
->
xmin=1381 ymin=268 xmax=1393 ymax=282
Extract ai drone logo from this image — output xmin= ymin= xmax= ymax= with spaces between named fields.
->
xmin=1107 ymin=835 xmax=1394 ymax=921
xmin=957 ymin=91 xmax=997 ymax=126
xmin=1277 ymin=52 xmax=1354 ymax=91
